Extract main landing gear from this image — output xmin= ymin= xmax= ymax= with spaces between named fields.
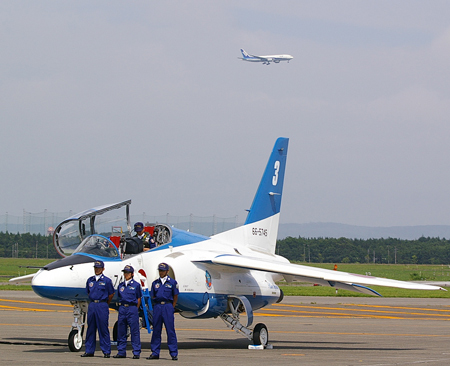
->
xmin=68 ymin=301 xmax=87 ymax=352
xmin=219 ymin=296 xmax=269 ymax=347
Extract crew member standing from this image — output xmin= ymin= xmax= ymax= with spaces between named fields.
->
xmin=147 ymin=263 xmax=179 ymax=361
xmin=114 ymin=265 xmax=143 ymax=359
xmin=81 ymin=260 xmax=115 ymax=358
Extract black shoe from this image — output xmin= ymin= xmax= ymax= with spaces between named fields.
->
xmin=113 ymin=354 xmax=126 ymax=358
xmin=80 ymin=353 xmax=94 ymax=357
xmin=133 ymin=355 xmax=140 ymax=359
xmin=172 ymin=356 xmax=178 ymax=361
xmin=104 ymin=354 xmax=110 ymax=358
xmin=146 ymin=354 xmax=159 ymax=360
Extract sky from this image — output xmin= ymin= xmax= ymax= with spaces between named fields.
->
xmin=1 ymin=1 xmax=450 ymax=227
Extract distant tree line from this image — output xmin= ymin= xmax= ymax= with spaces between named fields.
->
xmin=0 ymin=232 xmax=58 ymax=259
xmin=2 ymin=231 xmax=450 ymax=264
xmin=277 ymin=236 xmax=450 ymax=264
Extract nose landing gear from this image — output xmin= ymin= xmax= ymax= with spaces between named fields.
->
xmin=68 ymin=301 xmax=87 ymax=352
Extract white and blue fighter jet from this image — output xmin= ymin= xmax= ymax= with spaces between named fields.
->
xmin=10 ymin=138 xmax=444 ymax=351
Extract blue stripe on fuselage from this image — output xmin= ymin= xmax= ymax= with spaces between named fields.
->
xmin=32 ymin=285 xmax=90 ymax=302
xmin=148 ymin=227 xmax=210 ymax=252
xmin=32 ymin=284 xmax=278 ymax=318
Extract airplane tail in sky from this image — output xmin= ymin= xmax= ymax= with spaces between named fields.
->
xmin=240 ymin=48 xmax=251 ymax=59
xmin=245 ymin=137 xmax=289 ymax=226
xmin=212 ymin=138 xmax=289 ymax=254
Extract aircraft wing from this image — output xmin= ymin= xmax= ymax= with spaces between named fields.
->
xmin=203 ymin=254 xmax=445 ymax=296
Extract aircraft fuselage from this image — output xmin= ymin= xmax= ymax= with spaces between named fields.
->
xmin=31 ymin=235 xmax=282 ymax=319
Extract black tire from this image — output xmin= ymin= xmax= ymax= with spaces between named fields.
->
xmin=252 ymin=323 xmax=269 ymax=346
xmin=68 ymin=329 xmax=83 ymax=352
xmin=276 ymin=289 xmax=284 ymax=303
xmin=113 ymin=321 xmax=118 ymax=342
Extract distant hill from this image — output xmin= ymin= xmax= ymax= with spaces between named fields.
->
xmin=278 ymin=223 xmax=450 ymax=240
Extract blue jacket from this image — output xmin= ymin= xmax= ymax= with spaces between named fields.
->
xmin=118 ymin=278 xmax=142 ymax=305
xmin=150 ymin=276 xmax=179 ymax=303
xmin=86 ymin=274 xmax=114 ymax=302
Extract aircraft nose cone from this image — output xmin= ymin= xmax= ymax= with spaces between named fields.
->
xmin=31 ymin=266 xmax=88 ymax=301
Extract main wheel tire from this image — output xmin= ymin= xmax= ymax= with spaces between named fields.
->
xmin=252 ymin=323 xmax=269 ymax=346
xmin=68 ymin=329 xmax=83 ymax=352
xmin=113 ymin=321 xmax=118 ymax=342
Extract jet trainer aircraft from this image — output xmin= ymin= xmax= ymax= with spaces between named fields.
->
xmin=239 ymin=48 xmax=293 ymax=65
xmin=11 ymin=138 xmax=444 ymax=352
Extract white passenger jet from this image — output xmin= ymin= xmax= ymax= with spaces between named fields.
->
xmin=239 ymin=48 xmax=293 ymax=65
xmin=10 ymin=138 xmax=444 ymax=352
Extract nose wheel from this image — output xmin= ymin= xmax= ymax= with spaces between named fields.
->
xmin=68 ymin=329 xmax=83 ymax=352
xmin=68 ymin=300 xmax=87 ymax=352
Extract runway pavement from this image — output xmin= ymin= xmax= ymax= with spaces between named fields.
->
xmin=1 ymin=291 xmax=450 ymax=365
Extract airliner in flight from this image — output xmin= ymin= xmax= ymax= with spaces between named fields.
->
xmin=239 ymin=48 xmax=293 ymax=65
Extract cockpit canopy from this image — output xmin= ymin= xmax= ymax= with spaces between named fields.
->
xmin=73 ymin=234 xmax=120 ymax=258
xmin=53 ymin=200 xmax=173 ymax=259
xmin=53 ymin=200 xmax=131 ymax=257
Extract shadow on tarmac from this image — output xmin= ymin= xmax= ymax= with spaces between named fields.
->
xmin=2 ymin=336 xmax=417 ymax=354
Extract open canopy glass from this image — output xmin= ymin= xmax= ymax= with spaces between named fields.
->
xmin=53 ymin=200 xmax=131 ymax=257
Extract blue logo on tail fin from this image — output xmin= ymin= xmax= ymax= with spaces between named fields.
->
xmin=245 ymin=138 xmax=289 ymax=225
xmin=241 ymin=49 xmax=250 ymax=58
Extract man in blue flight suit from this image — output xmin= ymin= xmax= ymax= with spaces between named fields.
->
xmin=134 ymin=222 xmax=156 ymax=252
xmin=113 ymin=265 xmax=143 ymax=359
xmin=146 ymin=262 xmax=179 ymax=361
xmin=81 ymin=260 xmax=115 ymax=358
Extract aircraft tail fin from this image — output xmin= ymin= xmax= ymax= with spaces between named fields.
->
xmin=212 ymin=138 xmax=289 ymax=254
xmin=245 ymin=137 xmax=289 ymax=226
xmin=240 ymin=48 xmax=251 ymax=59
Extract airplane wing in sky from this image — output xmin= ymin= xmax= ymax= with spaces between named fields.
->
xmin=197 ymin=254 xmax=445 ymax=296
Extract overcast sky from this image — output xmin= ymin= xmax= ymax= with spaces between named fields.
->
xmin=1 ymin=1 xmax=450 ymax=227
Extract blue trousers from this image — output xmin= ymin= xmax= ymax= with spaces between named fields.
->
xmin=150 ymin=303 xmax=177 ymax=357
xmin=85 ymin=302 xmax=111 ymax=355
xmin=117 ymin=305 xmax=141 ymax=356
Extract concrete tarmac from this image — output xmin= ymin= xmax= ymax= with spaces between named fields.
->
xmin=1 ymin=291 xmax=450 ymax=365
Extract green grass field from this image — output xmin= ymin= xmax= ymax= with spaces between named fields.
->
xmin=0 ymin=258 xmax=52 ymax=291
xmin=0 ymin=258 xmax=52 ymax=277
xmin=1 ymin=258 xmax=449 ymax=297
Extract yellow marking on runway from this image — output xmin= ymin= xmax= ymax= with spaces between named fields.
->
xmin=2 ymin=297 xmax=449 ymax=321
xmin=255 ymin=311 xmax=408 ymax=320
xmin=0 ymin=323 xmax=68 ymax=328
xmin=346 ymin=303 xmax=450 ymax=313
xmin=262 ymin=307 xmax=412 ymax=319
xmin=262 ymin=303 xmax=450 ymax=320
xmin=275 ymin=302 xmax=450 ymax=314
xmin=0 ymin=298 xmax=72 ymax=308
xmin=269 ymin=330 xmax=450 ymax=338
xmin=0 ymin=304 xmax=72 ymax=313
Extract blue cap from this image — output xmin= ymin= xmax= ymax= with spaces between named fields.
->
xmin=122 ymin=265 xmax=134 ymax=273
xmin=158 ymin=263 xmax=169 ymax=271
xmin=134 ymin=222 xmax=144 ymax=232
xmin=94 ymin=260 xmax=104 ymax=268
